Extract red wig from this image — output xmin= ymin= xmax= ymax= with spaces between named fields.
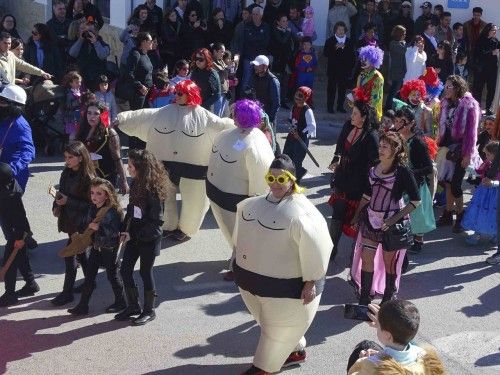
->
xmin=419 ymin=67 xmax=440 ymax=88
xmin=296 ymin=86 xmax=313 ymax=106
xmin=191 ymin=48 xmax=214 ymax=70
xmin=352 ymin=86 xmax=370 ymax=103
xmin=399 ymin=79 xmax=427 ymax=101
xmin=175 ymin=80 xmax=202 ymax=106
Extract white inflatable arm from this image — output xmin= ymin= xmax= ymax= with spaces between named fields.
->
xmin=117 ymin=108 xmax=158 ymax=141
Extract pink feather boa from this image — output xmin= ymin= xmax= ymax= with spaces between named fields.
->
xmin=438 ymin=92 xmax=480 ymax=158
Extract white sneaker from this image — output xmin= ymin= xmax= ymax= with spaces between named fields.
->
xmin=486 ymin=254 xmax=500 ymax=265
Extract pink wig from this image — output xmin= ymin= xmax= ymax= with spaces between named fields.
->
xmin=359 ymin=45 xmax=384 ymax=69
xmin=175 ymin=80 xmax=202 ymax=106
xmin=234 ymin=99 xmax=262 ymax=128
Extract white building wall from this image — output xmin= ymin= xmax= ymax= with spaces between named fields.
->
xmin=413 ymin=0 xmax=498 ymax=24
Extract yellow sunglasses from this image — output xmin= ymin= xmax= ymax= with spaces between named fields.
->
xmin=265 ymin=170 xmax=296 ymax=185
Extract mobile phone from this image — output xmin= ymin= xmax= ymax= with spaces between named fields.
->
xmin=344 ymin=304 xmax=371 ymax=322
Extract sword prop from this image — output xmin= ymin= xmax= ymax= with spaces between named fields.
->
xmin=288 ymin=127 xmax=320 ymax=168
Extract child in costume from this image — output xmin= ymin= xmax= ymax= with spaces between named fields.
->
xmin=462 ymin=141 xmax=499 ymax=245
xmin=62 ymin=71 xmax=83 ymax=140
xmin=51 ymin=141 xmax=95 ymax=306
xmin=234 ymin=155 xmax=332 ymax=375
xmin=114 ymin=149 xmax=172 ymax=325
xmin=116 ymin=80 xmax=233 ymax=241
xmin=293 ymin=37 xmax=318 ymax=90
xmin=283 ymin=86 xmax=316 ymax=182
xmin=350 ymin=132 xmax=420 ymax=305
xmin=419 ymin=67 xmax=444 ymax=137
xmin=0 ymin=163 xmax=38 ymax=307
xmin=68 ymin=177 xmax=125 ymax=315
xmin=347 ymin=300 xmax=445 ymax=374
xmin=356 ymin=45 xmax=384 ymax=121
xmin=301 ymin=6 xmax=316 ymax=40
xmin=148 ymin=70 xmax=175 ymax=108
xmin=207 ymin=99 xmax=274 ymax=280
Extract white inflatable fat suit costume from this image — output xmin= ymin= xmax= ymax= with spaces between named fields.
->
xmin=232 ymin=176 xmax=333 ymax=372
xmin=117 ymin=80 xmax=234 ymax=236
xmin=206 ymin=100 xmax=274 ymax=243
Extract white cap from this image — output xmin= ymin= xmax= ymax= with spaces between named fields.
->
xmin=0 ymin=84 xmax=27 ymax=105
xmin=250 ymin=55 xmax=269 ymax=67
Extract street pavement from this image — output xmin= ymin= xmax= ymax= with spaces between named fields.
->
xmin=0 ymin=114 xmax=499 ymax=375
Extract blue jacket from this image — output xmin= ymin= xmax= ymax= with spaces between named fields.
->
xmin=0 ymin=115 xmax=35 ymax=191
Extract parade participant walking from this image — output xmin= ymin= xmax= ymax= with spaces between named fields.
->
xmin=207 ymin=99 xmax=274 ymax=280
xmin=351 ymin=132 xmax=420 ymax=305
xmin=398 ymin=79 xmax=434 ymax=136
xmin=233 ymin=154 xmax=332 ymax=375
xmin=283 ymin=86 xmax=316 ymax=182
xmin=0 ymin=163 xmax=38 ymax=307
xmin=328 ymin=98 xmax=379 ymax=261
xmin=51 ymin=141 xmax=95 ymax=306
xmin=77 ymin=101 xmax=128 ymax=194
xmin=68 ymin=178 xmax=125 ymax=315
xmin=356 ymin=45 xmax=384 ymax=121
xmin=435 ymin=75 xmax=480 ymax=233
xmin=115 ymin=149 xmax=171 ymax=325
xmin=115 ymin=80 xmax=233 ymax=242
xmin=395 ymin=107 xmax=436 ymax=254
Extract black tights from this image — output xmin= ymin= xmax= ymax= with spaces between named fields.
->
xmin=3 ymin=241 xmax=35 ymax=294
xmin=120 ymin=241 xmax=157 ymax=291
xmin=84 ymin=248 xmax=122 ymax=292
xmin=63 ymin=237 xmax=89 ymax=292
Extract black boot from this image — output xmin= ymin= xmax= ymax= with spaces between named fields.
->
xmin=0 ymin=292 xmax=18 ymax=307
xmin=132 ymin=290 xmax=157 ymax=326
xmin=68 ymin=284 xmax=93 ymax=315
xmin=15 ymin=281 xmax=40 ymax=297
xmin=114 ymin=287 xmax=141 ymax=321
xmin=51 ymin=290 xmax=74 ymax=306
xmin=329 ymin=219 xmax=343 ymax=262
xmin=106 ymin=285 xmax=126 ymax=313
xmin=381 ymin=273 xmax=397 ymax=305
xmin=359 ymin=271 xmax=373 ymax=305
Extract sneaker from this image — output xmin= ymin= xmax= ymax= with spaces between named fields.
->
xmin=282 ymin=350 xmax=306 ymax=368
xmin=241 ymin=365 xmax=269 ymax=375
xmin=407 ymin=241 xmax=423 ymax=254
xmin=486 ymin=254 xmax=500 ymax=265
xmin=465 ymin=235 xmax=480 ymax=246
xmin=15 ymin=282 xmax=40 ymax=297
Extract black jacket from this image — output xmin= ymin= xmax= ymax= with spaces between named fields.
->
xmin=126 ymin=48 xmax=154 ymax=92
xmin=190 ymin=68 xmax=221 ymax=109
xmin=422 ymin=33 xmax=437 ymax=65
xmin=180 ymin=22 xmax=207 ymax=59
xmin=473 ymin=37 xmax=500 ymax=73
xmin=81 ymin=205 xmax=122 ymax=249
xmin=323 ymin=36 xmax=356 ymax=79
xmin=270 ymin=26 xmax=294 ymax=74
xmin=24 ymin=38 xmax=63 ymax=81
xmin=331 ymin=121 xmax=379 ymax=201
xmin=408 ymin=135 xmax=433 ymax=186
xmin=55 ymin=168 xmax=92 ymax=234
xmin=208 ymin=20 xmax=234 ymax=48
xmin=0 ymin=179 xmax=29 ymax=241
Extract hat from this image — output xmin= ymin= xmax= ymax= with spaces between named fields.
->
xmin=420 ymin=1 xmax=432 ymax=9
xmin=250 ymin=55 xmax=269 ymax=66
xmin=0 ymin=84 xmax=27 ymax=105
xmin=402 ymin=1 xmax=412 ymax=7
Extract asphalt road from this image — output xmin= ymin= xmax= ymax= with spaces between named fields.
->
xmin=0 ymin=114 xmax=499 ymax=375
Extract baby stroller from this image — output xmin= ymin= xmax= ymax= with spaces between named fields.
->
xmin=25 ymin=78 xmax=66 ymax=156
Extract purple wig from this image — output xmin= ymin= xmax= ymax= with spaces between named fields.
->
xmin=234 ymin=99 xmax=262 ymax=129
xmin=359 ymin=45 xmax=384 ymax=69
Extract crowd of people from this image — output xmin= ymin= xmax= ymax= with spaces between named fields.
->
xmin=0 ymin=1 xmax=499 ymax=374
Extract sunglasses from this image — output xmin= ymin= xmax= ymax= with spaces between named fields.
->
xmin=195 ymin=57 xmax=205 ymax=62
xmin=265 ymin=171 xmax=296 ymax=185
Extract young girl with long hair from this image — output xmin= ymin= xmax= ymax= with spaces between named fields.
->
xmin=351 ymin=132 xmax=420 ymax=305
xmin=115 ymin=149 xmax=172 ymax=325
xmin=68 ymin=177 xmax=125 ymax=315
xmin=52 ymin=141 xmax=95 ymax=306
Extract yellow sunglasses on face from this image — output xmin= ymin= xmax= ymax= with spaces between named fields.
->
xmin=265 ymin=170 xmax=296 ymax=185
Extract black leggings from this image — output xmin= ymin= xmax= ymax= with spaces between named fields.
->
xmin=450 ymin=160 xmax=466 ymax=198
xmin=63 ymin=236 xmax=89 ymax=292
xmin=331 ymin=198 xmax=348 ymax=221
xmin=84 ymin=248 xmax=122 ymax=292
xmin=120 ymin=240 xmax=157 ymax=291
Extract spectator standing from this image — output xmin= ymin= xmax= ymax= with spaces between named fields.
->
xmin=67 ymin=0 xmax=84 ymax=21
xmin=327 ymin=0 xmax=357 ymax=39
xmin=159 ymin=8 xmax=181 ymax=73
xmin=175 ymin=0 xmax=189 ymax=21
xmin=213 ymin=0 xmax=241 ymax=24
xmin=179 ymin=8 xmax=207 ymax=59
xmin=9 ymin=39 xmax=28 ymax=86
xmin=472 ymin=24 xmax=499 ymax=114
xmin=94 ymin=75 xmax=118 ymax=123
xmin=130 ymin=5 xmax=154 ymax=34
xmin=385 ymin=25 xmax=407 ymax=111
xmin=414 ymin=1 xmax=439 ymax=36
xmin=393 ymin=1 xmax=414 ymax=43
xmin=190 ymin=48 xmax=221 ymax=111
xmin=355 ymin=0 xmax=384 ymax=45
xmin=404 ymin=35 xmax=427 ymax=82
xmin=429 ymin=40 xmax=454 ymax=83
xmin=235 ymin=6 xmax=270 ymax=92
xmin=436 ymin=11 xmax=455 ymax=46
xmin=0 ymin=15 xmax=21 ymax=41
xmin=143 ymin=0 xmax=164 ymax=36
xmin=230 ymin=7 xmax=250 ymax=54
xmin=185 ymin=0 xmax=206 ymax=22
xmin=378 ymin=0 xmax=396 ymax=48
xmin=68 ymin=21 xmax=110 ymax=89
xmin=82 ymin=0 xmax=104 ymax=30
xmin=422 ymin=21 xmax=437 ymax=66
xmin=287 ymin=4 xmax=303 ymax=49
xmin=270 ymin=13 xmax=293 ymax=108
xmin=453 ymin=22 xmax=468 ymax=58
xmin=125 ymin=32 xmax=154 ymax=111
xmin=463 ymin=7 xmax=487 ymax=59
xmin=46 ymin=1 xmax=72 ymax=67
xmin=119 ymin=19 xmax=139 ymax=70
xmin=24 ymin=23 xmax=63 ymax=83
xmin=211 ymin=43 xmax=230 ymax=116
xmin=263 ymin=0 xmax=290 ymax=27
xmin=208 ymin=8 xmax=234 ymax=47
xmin=169 ymin=59 xmax=191 ymax=87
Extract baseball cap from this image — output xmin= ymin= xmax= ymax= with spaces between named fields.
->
xmin=250 ymin=55 xmax=269 ymax=66
xmin=420 ymin=2 xmax=432 ymax=9
xmin=402 ymin=1 xmax=412 ymax=7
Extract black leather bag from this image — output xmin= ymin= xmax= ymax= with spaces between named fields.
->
xmin=382 ymin=219 xmax=413 ymax=252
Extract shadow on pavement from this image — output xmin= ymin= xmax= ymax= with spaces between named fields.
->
xmin=460 ymin=283 xmax=500 ymax=317
xmin=475 ymin=352 xmax=500 ymax=367
xmin=143 ymin=363 xmax=249 ymax=374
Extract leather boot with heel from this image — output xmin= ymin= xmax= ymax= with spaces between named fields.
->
xmin=68 ymin=284 xmax=93 ymax=315
xmin=381 ymin=273 xmax=397 ymax=305
xmin=329 ymin=219 xmax=343 ymax=262
xmin=114 ymin=286 xmax=141 ymax=320
xmin=133 ymin=290 xmax=157 ymax=326
xmin=359 ymin=270 xmax=374 ymax=305
xmin=106 ymin=285 xmax=126 ymax=313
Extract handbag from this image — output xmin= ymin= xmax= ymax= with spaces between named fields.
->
xmin=445 ymin=143 xmax=462 ymax=162
xmin=382 ymin=219 xmax=414 ymax=252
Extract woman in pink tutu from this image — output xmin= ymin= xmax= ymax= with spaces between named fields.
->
xmin=350 ymin=132 xmax=420 ymax=305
